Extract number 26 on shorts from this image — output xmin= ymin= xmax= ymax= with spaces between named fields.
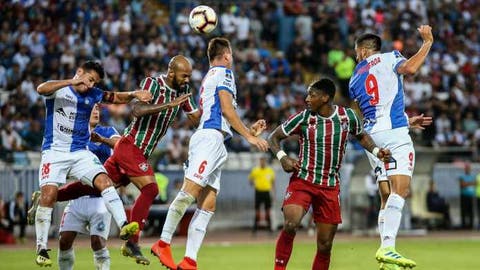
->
xmin=365 ymin=74 xmax=379 ymax=105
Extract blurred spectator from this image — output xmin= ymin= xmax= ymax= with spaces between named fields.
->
xmin=426 ymin=180 xmax=451 ymax=229
xmin=0 ymin=0 xmax=477 ymax=167
xmin=1 ymin=124 xmax=23 ymax=152
xmin=6 ymin=192 xmax=27 ymax=242
xmin=459 ymin=163 xmax=476 ymax=229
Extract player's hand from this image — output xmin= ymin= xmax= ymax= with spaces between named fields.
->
xmin=377 ymin=148 xmax=391 ymax=163
xmin=409 ymin=114 xmax=433 ymax=130
xmin=280 ymin=156 xmax=300 ymax=173
xmin=417 ymin=25 xmax=433 ymax=44
xmin=168 ymin=93 xmax=192 ymax=108
xmin=90 ymin=132 xmax=104 ymax=143
xmin=71 ymin=73 xmax=95 ymax=90
xmin=133 ymin=90 xmax=153 ymax=103
xmin=247 ymin=136 xmax=269 ymax=152
xmin=250 ymin=119 xmax=267 ymax=137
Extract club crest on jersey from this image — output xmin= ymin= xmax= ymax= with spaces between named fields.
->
xmin=139 ymin=162 xmax=149 ymax=172
xmin=96 ymin=221 xmax=105 ymax=232
xmin=341 ymin=121 xmax=349 ymax=130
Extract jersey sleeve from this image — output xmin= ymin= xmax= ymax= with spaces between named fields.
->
xmin=346 ymin=108 xmax=363 ymax=135
xmin=181 ymin=85 xmax=199 ymax=114
xmin=90 ymin=87 xmax=105 ymax=103
xmin=216 ymin=69 xmax=234 ymax=95
xmin=348 ymin=77 xmax=357 ymax=101
xmin=391 ymin=50 xmax=407 ymax=74
xmin=281 ymin=110 xmax=306 ymax=136
xmin=105 ymin=126 xmax=121 ymax=138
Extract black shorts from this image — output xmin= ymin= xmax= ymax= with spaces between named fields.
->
xmin=255 ymin=191 xmax=272 ymax=210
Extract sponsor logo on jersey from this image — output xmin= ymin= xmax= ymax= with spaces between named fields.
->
xmin=56 ymin=108 xmax=67 ymax=117
xmin=194 ymin=173 xmax=204 ymax=180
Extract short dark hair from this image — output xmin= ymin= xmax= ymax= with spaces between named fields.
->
xmin=80 ymin=61 xmax=105 ymax=79
xmin=309 ymin=78 xmax=336 ymax=99
xmin=207 ymin=37 xmax=231 ymax=62
xmin=355 ymin=33 xmax=382 ymax=51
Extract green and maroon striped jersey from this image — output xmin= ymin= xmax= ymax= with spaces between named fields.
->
xmin=281 ymin=106 xmax=362 ymax=187
xmin=124 ymin=75 xmax=197 ymax=158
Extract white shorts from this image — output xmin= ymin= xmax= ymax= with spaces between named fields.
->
xmin=39 ymin=149 xmax=106 ymax=187
xmin=366 ymin=127 xmax=415 ymax=182
xmin=59 ymin=196 xmax=111 ymax=239
xmin=184 ymin=129 xmax=227 ymax=192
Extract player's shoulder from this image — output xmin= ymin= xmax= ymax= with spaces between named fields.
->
xmin=210 ymin=66 xmax=234 ymax=79
xmin=339 ymin=106 xmax=358 ymax=117
xmin=141 ymin=76 xmax=161 ymax=89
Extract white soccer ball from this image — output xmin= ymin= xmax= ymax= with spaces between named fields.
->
xmin=189 ymin=5 xmax=218 ymax=34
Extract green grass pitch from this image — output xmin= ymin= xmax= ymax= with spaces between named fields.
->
xmin=1 ymin=238 xmax=478 ymax=269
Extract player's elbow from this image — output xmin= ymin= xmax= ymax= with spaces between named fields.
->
xmin=131 ymin=105 xmax=143 ymax=118
xmin=36 ymin=83 xmax=49 ymax=95
xmin=399 ymin=65 xmax=418 ymax=75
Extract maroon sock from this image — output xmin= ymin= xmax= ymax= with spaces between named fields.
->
xmin=57 ymin=182 xmax=100 ymax=201
xmin=129 ymin=182 xmax=158 ymax=243
xmin=274 ymin=230 xmax=295 ymax=269
xmin=312 ymin=251 xmax=331 ymax=270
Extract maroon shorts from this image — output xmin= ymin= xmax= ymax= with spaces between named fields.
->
xmin=282 ymin=177 xmax=342 ymax=224
xmin=104 ymin=135 xmax=154 ymax=186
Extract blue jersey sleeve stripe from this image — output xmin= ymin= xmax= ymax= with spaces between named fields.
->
xmin=216 ymin=86 xmax=234 ymax=95
xmin=394 ymin=59 xmax=406 ymax=74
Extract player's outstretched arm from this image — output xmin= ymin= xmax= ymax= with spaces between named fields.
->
xmin=90 ymin=132 xmax=120 ymax=149
xmin=397 ymin=25 xmax=434 ymax=75
xmin=130 ymin=93 xmax=191 ymax=117
xmin=103 ymin=89 xmax=153 ymax=104
xmin=218 ymin=90 xmax=268 ymax=152
xmin=355 ymin=131 xmax=391 ymax=162
xmin=267 ymin=126 xmax=300 ymax=172
xmin=37 ymin=73 xmax=95 ymax=95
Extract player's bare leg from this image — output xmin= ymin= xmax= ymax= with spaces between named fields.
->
xmin=35 ymin=184 xmax=57 ymax=266
xmin=376 ymin=175 xmax=416 ymax=268
xmin=93 ymin=174 xmax=139 ymax=240
xmin=91 ymin=235 xmax=110 ymax=270
xmin=152 ymin=178 xmax=199 ymax=269
xmin=58 ymin=231 xmax=77 ymax=270
xmin=177 ymin=186 xmax=216 ymax=270
xmin=311 ymin=222 xmax=337 ymax=269
xmin=121 ymin=175 xmax=158 ymax=265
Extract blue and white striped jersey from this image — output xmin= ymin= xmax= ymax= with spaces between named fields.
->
xmin=88 ymin=125 xmax=120 ymax=164
xmin=349 ymin=50 xmax=408 ymax=134
xmin=198 ymin=66 xmax=237 ymax=138
xmin=42 ymin=86 xmax=104 ymax=152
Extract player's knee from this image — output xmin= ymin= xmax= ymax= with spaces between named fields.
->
xmin=283 ymin=220 xmax=300 ymax=234
xmin=59 ymin=235 xmax=73 ymax=251
xmin=93 ymin=173 xmax=113 ymax=191
xmin=316 ymin=238 xmax=333 ymax=253
xmin=90 ymin=236 xmax=105 ymax=251
xmin=396 ymin=188 xmax=410 ymax=199
xmin=40 ymin=185 xmax=58 ymax=207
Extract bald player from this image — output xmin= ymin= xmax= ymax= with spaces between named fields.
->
xmin=49 ymin=55 xmax=200 ymax=265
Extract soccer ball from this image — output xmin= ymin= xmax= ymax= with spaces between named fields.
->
xmin=189 ymin=5 xmax=218 ymax=34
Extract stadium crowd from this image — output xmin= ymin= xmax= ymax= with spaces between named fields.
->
xmin=0 ymin=0 xmax=479 ymax=168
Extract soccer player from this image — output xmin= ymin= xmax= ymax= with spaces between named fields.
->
xmin=270 ymin=79 xmax=391 ymax=270
xmin=348 ymin=25 xmax=433 ymax=268
xmin=34 ymin=61 xmax=150 ymax=266
xmin=151 ymin=37 xmax=269 ymax=270
xmin=57 ymin=104 xmax=119 ymax=270
xmin=39 ymin=55 xmax=199 ymax=265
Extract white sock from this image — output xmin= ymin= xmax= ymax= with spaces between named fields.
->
xmin=378 ymin=209 xmax=385 ymax=246
xmin=382 ymin=193 xmax=405 ymax=248
xmin=58 ymin=248 xmax=75 ymax=270
xmin=185 ymin=209 xmax=214 ymax=261
xmin=35 ymin=206 xmax=53 ymax=250
xmin=93 ymin=248 xmax=110 ymax=270
xmin=101 ymin=187 xmax=127 ymax=228
xmin=160 ymin=191 xmax=195 ymax=244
